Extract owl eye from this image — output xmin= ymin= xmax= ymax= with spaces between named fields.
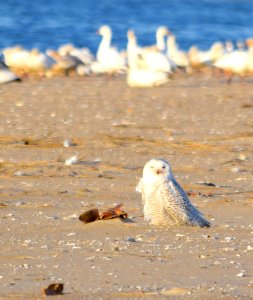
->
xmin=150 ymin=166 xmax=154 ymax=169
xmin=162 ymin=165 xmax=166 ymax=169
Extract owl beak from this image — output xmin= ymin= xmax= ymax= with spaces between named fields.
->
xmin=156 ymin=169 xmax=161 ymax=175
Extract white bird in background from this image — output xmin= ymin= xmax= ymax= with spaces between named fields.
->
xmin=167 ymin=34 xmax=190 ymax=70
xmin=46 ymin=48 xmax=92 ymax=77
xmin=126 ymin=30 xmax=169 ymax=87
xmin=155 ymin=26 xmax=170 ymax=52
xmin=126 ymin=30 xmax=142 ymax=68
xmin=188 ymin=42 xmax=224 ymax=69
xmin=136 ymin=158 xmax=210 ymax=227
xmin=58 ymin=43 xmax=94 ymax=65
xmin=213 ymin=51 xmax=248 ymax=75
xmin=140 ymin=26 xmax=169 ymax=52
xmin=0 ymin=60 xmax=21 ymax=84
xmin=93 ymin=25 xmax=126 ymax=73
xmin=3 ymin=46 xmax=54 ymax=72
xmin=141 ymin=26 xmax=173 ymax=73
xmin=213 ymin=38 xmax=253 ymax=79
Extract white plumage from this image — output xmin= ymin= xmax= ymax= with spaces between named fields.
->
xmin=167 ymin=35 xmax=190 ymax=69
xmin=126 ymin=30 xmax=169 ymax=87
xmin=136 ymin=159 xmax=210 ymax=227
xmin=0 ymin=61 xmax=20 ymax=84
xmin=94 ymin=25 xmax=126 ymax=74
xmin=213 ymin=50 xmax=248 ymax=75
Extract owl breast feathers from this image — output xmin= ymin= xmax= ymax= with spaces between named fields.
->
xmin=137 ymin=159 xmax=210 ymax=228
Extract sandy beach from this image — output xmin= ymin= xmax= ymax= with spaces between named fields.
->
xmin=0 ymin=73 xmax=252 ymax=299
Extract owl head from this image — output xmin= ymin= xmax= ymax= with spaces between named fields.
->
xmin=142 ymin=158 xmax=173 ymax=182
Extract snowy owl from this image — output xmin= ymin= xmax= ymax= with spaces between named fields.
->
xmin=136 ymin=158 xmax=210 ymax=227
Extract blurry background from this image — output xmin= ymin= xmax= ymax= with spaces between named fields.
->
xmin=0 ymin=0 xmax=253 ymax=53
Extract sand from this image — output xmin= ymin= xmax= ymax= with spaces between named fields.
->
xmin=0 ymin=73 xmax=252 ymax=299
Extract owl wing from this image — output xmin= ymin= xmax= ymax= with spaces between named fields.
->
xmin=158 ymin=179 xmax=210 ymax=227
xmin=171 ymin=179 xmax=205 ymax=216
xmin=157 ymin=180 xmax=189 ymax=225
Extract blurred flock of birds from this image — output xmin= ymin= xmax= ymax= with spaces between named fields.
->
xmin=1 ymin=25 xmax=253 ymax=86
